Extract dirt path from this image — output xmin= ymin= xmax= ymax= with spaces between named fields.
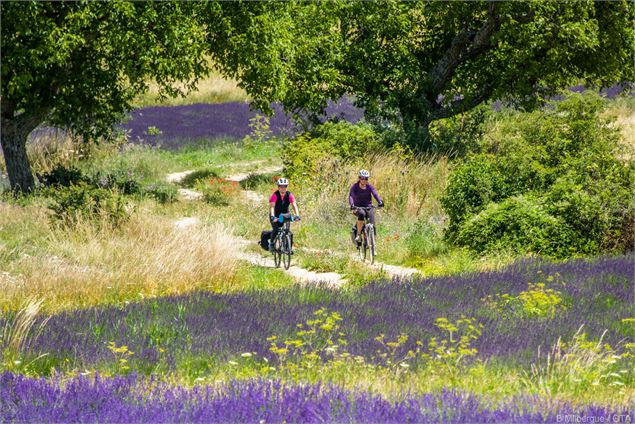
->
xmin=300 ymin=247 xmax=421 ymax=280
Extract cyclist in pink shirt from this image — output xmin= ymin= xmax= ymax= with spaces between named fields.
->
xmin=268 ymin=177 xmax=300 ymax=251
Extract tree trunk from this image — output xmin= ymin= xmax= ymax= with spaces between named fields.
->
xmin=1 ymin=116 xmax=38 ymax=193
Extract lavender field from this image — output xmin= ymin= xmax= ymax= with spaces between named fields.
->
xmin=19 ymin=256 xmax=631 ymax=371
xmin=120 ymin=99 xmax=364 ymax=149
xmin=3 ymin=372 xmax=632 ymax=423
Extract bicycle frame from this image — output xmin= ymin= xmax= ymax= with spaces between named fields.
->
xmin=272 ymin=214 xmax=298 ymax=270
xmin=353 ymin=206 xmax=377 ymax=263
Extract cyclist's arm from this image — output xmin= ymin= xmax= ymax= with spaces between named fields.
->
xmin=292 ymin=201 xmax=300 ymax=216
xmin=370 ymin=184 xmax=382 ymax=205
xmin=348 ymin=185 xmax=355 ymax=207
xmin=269 ymin=202 xmax=275 ymax=219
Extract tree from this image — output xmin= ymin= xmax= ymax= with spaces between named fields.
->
xmin=1 ymin=1 xmax=208 ymax=192
xmin=211 ymin=1 xmax=634 ymax=150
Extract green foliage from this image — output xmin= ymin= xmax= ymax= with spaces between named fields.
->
xmin=36 ymin=165 xmax=87 ymax=188
xmin=243 ymin=114 xmax=274 ymax=149
xmin=239 ymin=173 xmax=277 ymax=191
xmin=427 ymin=105 xmax=493 ymax=157
xmin=442 ymin=93 xmax=634 ymax=257
xmin=441 ymin=156 xmax=510 ymax=236
xmin=48 ymin=183 xmax=129 ymax=227
xmin=406 ymin=220 xmax=449 ymax=259
xmin=482 ymin=283 xmax=567 ymax=320
xmin=92 ymin=169 xmax=142 ymax=195
xmin=454 ymin=196 xmax=574 ymax=257
xmin=180 ymin=169 xmax=220 ymax=188
xmin=282 ymin=122 xmax=382 ymax=181
xmin=1 ymin=2 xmax=208 ymax=140
xmin=212 ymin=1 xmax=633 ymax=151
xmin=142 ymin=183 xmax=178 ymax=204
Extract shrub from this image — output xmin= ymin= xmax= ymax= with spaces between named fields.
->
xmin=454 ymin=196 xmax=575 ymax=257
xmin=36 ymin=165 xmax=87 ymax=187
xmin=442 ymin=92 xmax=634 ymax=256
xmin=180 ymin=169 xmax=220 ymax=188
xmin=428 ymin=104 xmax=492 ymax=157
xmin=441 ymin=155 xmax=511 ymax=235
xmin=283 ymin=122 xmax=382 ymax=181
xmin=48 ymin=183 xmax=129 ymax=227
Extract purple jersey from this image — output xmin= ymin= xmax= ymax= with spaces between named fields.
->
xmin=349 ymin=182 xmax=382 ymax=207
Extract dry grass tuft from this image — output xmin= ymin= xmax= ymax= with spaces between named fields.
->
xmin=1 ymin=298 xmax=48 ymax=356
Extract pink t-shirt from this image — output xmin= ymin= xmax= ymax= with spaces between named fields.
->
xmin=269 ymin=192 xmax=295 ymax=203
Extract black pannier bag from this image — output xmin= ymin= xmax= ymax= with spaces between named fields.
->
xmin=260 ymin=230 xmax=272 ymax=250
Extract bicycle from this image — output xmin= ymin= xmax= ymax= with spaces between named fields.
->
xmin=271 ymin=213 xmax=300 ymax=270
xmin=351 ymin=206 xmax=379 ymax=264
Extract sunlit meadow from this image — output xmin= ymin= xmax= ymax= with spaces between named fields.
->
xmin=1 ymin=86 xmax=634 ymax=421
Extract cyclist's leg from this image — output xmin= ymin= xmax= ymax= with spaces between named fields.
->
xmin=368 ymin=208 xmax=376 ymax=225
xmin=355 ymin=209 xmax=365 ymax=241
xmin=269 ymin=221 xmax=281 ymax=250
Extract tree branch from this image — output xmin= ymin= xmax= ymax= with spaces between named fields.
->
xmin=428 ymin=2 xmax=501 ymax=96
xmin=428 ymin=82 xmax=496 ymax=122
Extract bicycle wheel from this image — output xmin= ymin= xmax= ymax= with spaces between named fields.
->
xmin=273 ymin=236 xmax=281 ymax=268
xmin=366 ymin=224 xmax=375 ymax=265
xmin=282 ymin=233 xmax=292 ymax=270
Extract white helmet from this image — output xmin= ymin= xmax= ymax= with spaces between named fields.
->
xmin=277 ymin=177 xmax=289 ymax=186
xmin=358 ymin=169 xmax=370 ymax=178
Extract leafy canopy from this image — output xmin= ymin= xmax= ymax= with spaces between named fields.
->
xmin=1 ymin=1 xmax=208 ymax=140
xmin=210 ymin=1 xmax=634 ymax=149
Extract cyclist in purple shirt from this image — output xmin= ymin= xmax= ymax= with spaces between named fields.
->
xmin=349 ymin=169 xmax=384 ymax=243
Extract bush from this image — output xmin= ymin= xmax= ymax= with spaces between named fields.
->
xmin=427 ymin=104 xmax=492 ymax=157
xmin=454 ymin=196 xmax=576 ymax=257
xmin=441 ymin=155 xmax=511 ymax=235
xmin=36 ymin=165 xmax=87 ymax=187
xmin=48 ymin=183 xmax=129 ymax=227
xmin=283 ymin=122 xmax=382 ymax=181
xmin=180 ymin=169 xmax=220 ymax=188
xmin=442 ymin=92 xmax=634 ymax=257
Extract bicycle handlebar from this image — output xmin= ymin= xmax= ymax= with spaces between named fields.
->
xmin=275 ymin=213 xmax=301 ymax=223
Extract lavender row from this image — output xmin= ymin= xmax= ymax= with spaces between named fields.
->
xmin=21 ymin=256 xmax=632 ymax=372
xmin=3 ymin=372 xmax=632 ymax=423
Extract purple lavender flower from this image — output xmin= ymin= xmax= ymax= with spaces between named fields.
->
xmin=2 ymin=372 xmax=632 ymax=423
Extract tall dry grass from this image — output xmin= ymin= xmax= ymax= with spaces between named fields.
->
xmin=300 ymin=151 xmax=449 ymax=223
xmin=133 ymin=70 xmax=249 ymax=107
xmin=604 ymin=100 xmax=635 ymax=160
xmin=1 ymin=205 xmax=239 ymax=312
xmin=0 ymin=298 xmax=48 ymax=358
